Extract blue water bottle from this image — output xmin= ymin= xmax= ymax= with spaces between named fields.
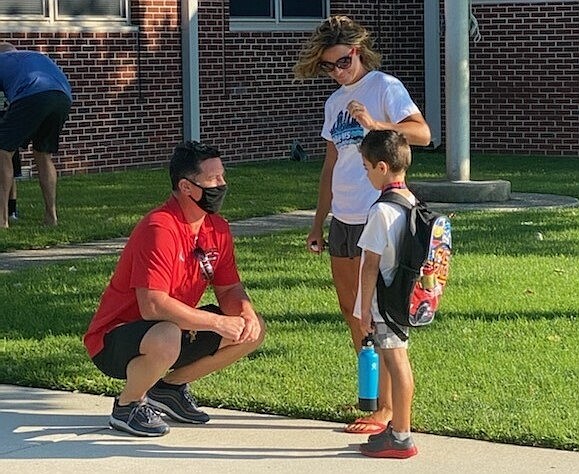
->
xmin=358 ymin=335 xmax=379 ymax=411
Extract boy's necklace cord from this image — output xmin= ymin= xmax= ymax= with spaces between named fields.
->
xmin=381 ymin=181 xmax=407 ymax=192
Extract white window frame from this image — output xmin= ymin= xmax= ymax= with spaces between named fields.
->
xmin=0 ymin=0 xmax=131 ymax=27
xmin=230 ymin=0 xmax=329 ymax=32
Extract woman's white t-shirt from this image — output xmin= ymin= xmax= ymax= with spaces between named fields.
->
xmin=321 ymin=70 xmax=420 ymax=224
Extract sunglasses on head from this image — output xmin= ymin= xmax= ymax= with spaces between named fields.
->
xmin=318 ymin=49 xmax=355 ymax=73
xmin=193 ymin=246 xmax=214 ymax=281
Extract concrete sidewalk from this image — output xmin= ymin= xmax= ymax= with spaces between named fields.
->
xmin=1 ymin=385 xmax=578 ymax=473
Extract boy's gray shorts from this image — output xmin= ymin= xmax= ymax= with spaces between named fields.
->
xmin=374 ymin=321 xmax=409 ymax=349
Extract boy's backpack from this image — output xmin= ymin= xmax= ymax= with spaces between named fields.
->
xmin=374 ymin=191 xmax=452 ymax=342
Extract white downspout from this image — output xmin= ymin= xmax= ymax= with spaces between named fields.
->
xmin=424 ymin=0 xmax=441 ymax=148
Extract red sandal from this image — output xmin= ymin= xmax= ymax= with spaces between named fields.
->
xmin=344 ymin=417 xmax=388 ymax=435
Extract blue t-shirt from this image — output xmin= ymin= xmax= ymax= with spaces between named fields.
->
xmin=0 ymin=50 xmax=72 ymax=103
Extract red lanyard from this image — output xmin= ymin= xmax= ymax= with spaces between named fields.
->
xmin=381 ymin=181 xmax=407 ymax=193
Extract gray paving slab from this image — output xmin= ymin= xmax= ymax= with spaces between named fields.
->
xmin=1 ymin=385 xmax=578 ymax=473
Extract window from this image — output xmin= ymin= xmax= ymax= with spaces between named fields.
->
xmin=230 ymin=0 xmax=328 ymax=32
xmin=230 ymin=0 xmax=273 ymax=18
xmin=0 ymin=0 xmax=42 ymax=16
xmin=0 ymin=0 xmax=129 ymax=22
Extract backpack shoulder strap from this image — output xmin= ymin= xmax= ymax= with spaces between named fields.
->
xmin=374 ymin=190 xmax=414 ymax=211
xmin=374 ymin=192 xmax=412 ymax=342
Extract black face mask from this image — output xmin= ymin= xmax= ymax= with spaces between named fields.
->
xmin=188 ymin=181 xmax=228 ymax=214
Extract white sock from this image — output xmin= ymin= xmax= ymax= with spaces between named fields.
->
xmin=392 ymin=429 xmax=411 ymax=441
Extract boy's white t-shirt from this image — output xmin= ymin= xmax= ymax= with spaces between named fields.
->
xmin=353 ymin=195 xmax=417 ymax=323
xmin=321 ymin=70 xmax=420 ymax=224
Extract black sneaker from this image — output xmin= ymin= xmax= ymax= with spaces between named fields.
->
xmin=360 ymin=425 xmax=418 ymax=459
xmin=147 ymin=382 xmax=210 ymax=424
xmin=109 ymin=398 xmax=170 ymax=437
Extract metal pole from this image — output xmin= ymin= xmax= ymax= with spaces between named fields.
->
xmin=181 ymin=0 xmax=200 ymax=141
xmin=445 ymin=0 xmax=470 ymax=181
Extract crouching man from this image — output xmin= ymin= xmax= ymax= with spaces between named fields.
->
xmin=84 ymin=141 xmax=265 ymax=437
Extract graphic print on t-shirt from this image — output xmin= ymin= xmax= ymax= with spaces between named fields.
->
xmin=330 ymin=110 xmax=364 ymax=149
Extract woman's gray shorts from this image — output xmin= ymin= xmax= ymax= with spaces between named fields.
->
xmin=328 ymin=217 xmax=365 ymax=258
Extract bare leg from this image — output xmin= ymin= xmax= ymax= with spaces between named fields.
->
xmin=8 ymin=178 xmax=17 ymax=219
xmin=0 ymin=149 xmax=14 ymax=228
xmin=331 ymin=256 xmax=363 ymax=351
xmin=119 ymin=316 xmax=265 ymax=404
xmin=382 ymin=347 xmax=414 ymax=433
xmin=33 ymin=150 xmax=58 ymax=226
xmin=332 ymin=256 xmax=393 ymax=428
xmin=163 ymin=315 xmax=266 ymax=385
xmin=9 ymin=178 xmax=16 ymax=199
xmin=118 ymin=321 xmax=182 ymax=405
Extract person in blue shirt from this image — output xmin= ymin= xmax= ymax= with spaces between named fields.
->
xmin=0 ymin=42 xmax=72 ymax=228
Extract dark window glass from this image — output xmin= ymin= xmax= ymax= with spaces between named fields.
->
xmin=281 ymin=0 xmax=325 ymax=18
xmin=0 ymin=0 xmax=43 ymax=15
xmin=230 ymin=0 xmax=274 ymax=18
xmin=57 ymin=0 xmax=122 ymax=17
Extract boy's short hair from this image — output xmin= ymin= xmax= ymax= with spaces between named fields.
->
xmin=359 ymin=130 xmax=411 ymax=173
xmin=169 ymin=140 xmax=220 ymax=190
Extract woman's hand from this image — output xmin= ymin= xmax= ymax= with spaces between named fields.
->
xmin=347 ymin=100 xmax=376 ymax=130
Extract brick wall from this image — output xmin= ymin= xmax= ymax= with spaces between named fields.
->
xmin=197 ymin=1 xmax=331 ymax=163
xmin=1 ymin=0 xmax=183 ymax=176
xmin=196 ymin=1 xmax=428 ymax=164
xmin=468 ymin=2 xmax=578 ymax=155
xmin=200 ymin=0 xmax=577 ymax=160
xmin=2 ymin=0 xmax=575 ymax=177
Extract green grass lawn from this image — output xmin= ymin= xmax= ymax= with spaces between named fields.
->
xmin=0 ymin=152 xmax=578 ymax=451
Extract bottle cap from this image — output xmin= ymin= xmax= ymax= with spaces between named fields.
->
xmin=362 ymin=335 xmax=374 ymax=347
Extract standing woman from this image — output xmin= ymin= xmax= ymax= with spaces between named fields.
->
xmin=293 ymin=15 xmax=431 ymax=435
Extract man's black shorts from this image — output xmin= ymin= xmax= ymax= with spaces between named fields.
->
xmin=91 ymin=304 xmax=223 ymax=380
xmin=0 ymin=90 xmax=71 ymax=153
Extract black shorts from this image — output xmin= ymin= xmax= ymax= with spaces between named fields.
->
xmin=328 ymin=217 xmax=365 ymax=258
xmin=0 ymin=91 xmax=71 ymax=153
xmin=91 ymin=304 xmax=223 ymax=380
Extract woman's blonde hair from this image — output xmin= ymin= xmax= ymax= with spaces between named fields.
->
xmin=293 ymin=16 xmax=381 ymax=79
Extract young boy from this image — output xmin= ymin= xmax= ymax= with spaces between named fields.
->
xmin=353 ymin=130 xmax=418 ymax=459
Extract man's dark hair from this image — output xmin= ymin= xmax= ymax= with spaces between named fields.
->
xmin=170 ymin=140 xmax=220 ymax=190
xmin=359 ymin=130 xmax=411 ymax=173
